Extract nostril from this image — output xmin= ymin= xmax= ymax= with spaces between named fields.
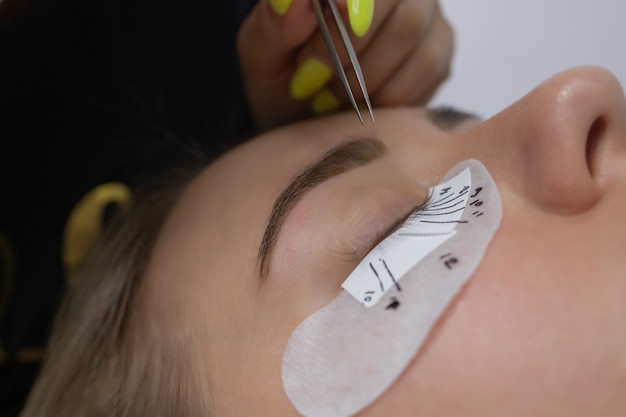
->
xmin=585 ymin=116 xmax=606 ymax=177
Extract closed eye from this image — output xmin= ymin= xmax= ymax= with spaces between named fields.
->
xmin=342 ymin=196 xmax=435 ymax=263
xmin=386 ymin=195 xmax=436 ymax=237
xmin=426 ymin=106 xmax=481 ymax=130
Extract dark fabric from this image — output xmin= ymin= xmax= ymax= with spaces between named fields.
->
xmin=0 ymin=0 xmax=257 ymax=414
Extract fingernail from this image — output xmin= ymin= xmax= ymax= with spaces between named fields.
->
xmin=290 ymin=58 xmax=332 ymax=100
xmin=270 ymin=0 xmax=292 ymax=15
xmin=312 ymin=89 xmax=341 ymax=115
xmin=347 ymin=0 xmax=374 ymax=37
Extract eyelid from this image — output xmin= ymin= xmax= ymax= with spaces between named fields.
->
xmin=378 ymin=195 xmax=434 ymax=244
xmin=393 ymin=194 xmax=435 ymax=233
xmin=341 ymin=195 xmax=434 ymax=263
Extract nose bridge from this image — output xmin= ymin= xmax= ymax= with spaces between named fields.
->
xmin=486 ymin=66 xmax=626 ymax=215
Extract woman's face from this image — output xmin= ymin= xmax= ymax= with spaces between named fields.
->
xmin=143 ymin=66 xmax=626 ymax=416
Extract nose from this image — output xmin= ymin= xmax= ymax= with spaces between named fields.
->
xmin=482 ymin=66 xmax=626 ymax=215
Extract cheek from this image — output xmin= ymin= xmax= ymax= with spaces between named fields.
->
xmin=441 ymin=219 xmax=590 ymax=381
xmin=370 ymin=217 xmax=626 ymax=415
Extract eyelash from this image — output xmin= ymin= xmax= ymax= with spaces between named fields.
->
xmin=426 ymin=106 xmax=480 ymax=129
xmin=390 ymin=193 xmax=435 ymax=235
xmin=343 ymin=194 xmax=435 ymax=263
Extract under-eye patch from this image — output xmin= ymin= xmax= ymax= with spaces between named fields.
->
xmin=282 ymin=159 xmax=502 ymax=417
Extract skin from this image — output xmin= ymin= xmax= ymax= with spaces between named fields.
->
xmin=239 ymin=0 xmax=453 ymax=129
xmin=141 ymin=66 xmax=626 ymax=416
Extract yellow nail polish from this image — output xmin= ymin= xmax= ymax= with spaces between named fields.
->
xmin=312 ymin=89 xmax=341 ymax=115
xmin=347 ymin=0 xmax=374 ymax=37
xmin=290 ymin=58 xmax=332 ymax=100
xmin=270 ymin=0 xmax=292 ymax=15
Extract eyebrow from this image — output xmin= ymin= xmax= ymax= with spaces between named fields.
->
xmin=257 ymin=137 xmax=386 ymax=279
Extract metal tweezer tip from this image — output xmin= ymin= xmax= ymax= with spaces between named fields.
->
xmin=311 ymin=0 xmax=375 ymax=124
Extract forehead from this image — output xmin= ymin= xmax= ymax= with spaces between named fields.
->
xmin=183 ymin=108 xmax=433 ymax=215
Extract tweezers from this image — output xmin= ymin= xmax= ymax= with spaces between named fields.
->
xmin=311 ymin=0 xmax=375 ymax=124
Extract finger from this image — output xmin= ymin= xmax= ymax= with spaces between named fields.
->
xmin=412 ymin=63 xmax=451 ymax=106
xmin=373 ymin=5 xmax=454 ymax=106
xmin=237 ymin=1 xmax=325 ymax=129
xmin=319 ymin=0 xmax=452 ymax=110
xmin=307 ymin=0 xmax=438 ymax=103
xmin=237 ymin=0 xmax=319 ymax=73
xmin=290 ymin=0 xmax=399 ymax=100
xmin=349 ymin=0 xmax=438 ymax=102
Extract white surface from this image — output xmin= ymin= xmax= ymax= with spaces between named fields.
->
xmin=431 ymin=0 xmax=626 ymax=119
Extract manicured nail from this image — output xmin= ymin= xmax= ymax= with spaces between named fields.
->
xmin=312 ymin=89 xmax=341 ymax=115
xmin=290 ymin=58 xmax=332 ymax=100
xmin=347 ymin=0 xmax=374 ymax=37
xmin=270 ymin=0 xmax=292 ymax=15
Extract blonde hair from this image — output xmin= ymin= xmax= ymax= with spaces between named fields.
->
xmin=21 ymin=144 xmax=214 ymax=417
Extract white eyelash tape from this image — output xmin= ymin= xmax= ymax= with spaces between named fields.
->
xmin=342 ymin=165 xmax=471 ymax=308
xmin=282 ymin=160 xmax=502 ymax=417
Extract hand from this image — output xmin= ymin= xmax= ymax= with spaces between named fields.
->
xmin=237 ymin=0 xmax=454 ymax=130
